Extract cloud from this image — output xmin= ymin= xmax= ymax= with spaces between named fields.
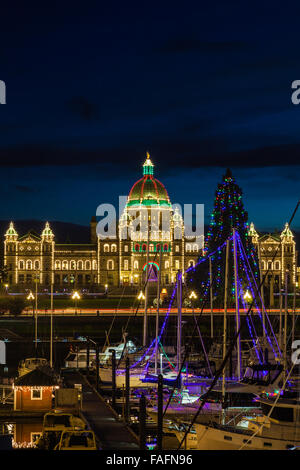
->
xmin=0 ymin=139 xmax=300 ymax=173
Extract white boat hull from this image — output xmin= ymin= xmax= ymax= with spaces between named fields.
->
xmin=195 ymin=422 xmax=299 ymax=450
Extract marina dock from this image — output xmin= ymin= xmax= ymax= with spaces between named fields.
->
xmin=62 ymin=371 xmax=139 ymax=450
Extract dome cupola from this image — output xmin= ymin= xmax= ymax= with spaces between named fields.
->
xmin=127 ymin=153 xmax=171 ymax=208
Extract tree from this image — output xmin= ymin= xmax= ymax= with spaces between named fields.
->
xmin=188 ymin=169 xmax=259 ymax=306
xmin=8 ymin=297 xmax=27 ymax=316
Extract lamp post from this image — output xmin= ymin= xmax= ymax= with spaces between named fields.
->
xmin=189 ymin=291 xmax=197 ymax=314
xmin=72 ymin=291 xmax=81 ymax=315
xmin=27 ymin=291 xmax=35 ymax=314
xmin=4 ymin=284 xmax=8 ymax=294
xmin=137 ymin=291 xmax=145 ymax=301
xmin=104 ymin=284 xmax=108 ymax=294
xmin=243 ymin=289 xmax=252 ymax=304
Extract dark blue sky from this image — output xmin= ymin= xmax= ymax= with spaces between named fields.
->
xmin=0 ymin=1 xmax=300 ymax=232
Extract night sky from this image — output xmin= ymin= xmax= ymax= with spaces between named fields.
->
xmin=1 ymin=1 xmax=300 ymax=232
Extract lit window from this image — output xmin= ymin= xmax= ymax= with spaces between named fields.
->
xmin=85 ymin=260 xmax=91 ymax=270
xmin=111 ymin=244 xmax=117 ymax=252
xmin=31 ymin=389 xmax=42 ymax=400
xmin=107 ymin=260 xmax=114 ymax=270
xmin=26 ymin=260 xmax=32 ymax=270
xmin=55 ymin=260 xmax=61 ymax=270
xmin=104 ymin=244 xmax=109 ymax=252
xmin=70 ymin=260 xmax=76 ymax=270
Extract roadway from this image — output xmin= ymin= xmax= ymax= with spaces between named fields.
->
xmin=9 ymin=307 xmax=300 ymax=317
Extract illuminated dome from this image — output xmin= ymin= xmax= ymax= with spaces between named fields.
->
xmin=126 ymin=153 xmax=171 ymax=207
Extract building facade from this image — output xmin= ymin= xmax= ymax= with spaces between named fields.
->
xmin=248 ymin=222 xmax=300 ymax=300
xmin=4 ymin=156 xmax=202 ymax=291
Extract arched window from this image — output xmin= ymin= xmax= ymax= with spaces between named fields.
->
xmin=92 ymin=260 xmax=97 ymax=270
xmin=111 ymin=244 xmax=117 ymax=252
xmin=70 ymin=260 xmax=76 ymax=270
xmin=186 ymin=244 xmax=191 ymax=252
xmin=134 ymin=260 xmax=139 ymax=270
xmin=104 ymin=244 xmax=109 ymax=252
xmin=261 ymin=260 xmax=265 ymax=270
xmin=149 ymin=244 xmax=154 ymax=252
xmin=55 ymin=260 xmax=61 ymax=270
xmin=124 ymin=260 xmax=128 ymax=270
xmin=163 ymin=244 xmax=168 ymax=252
xmin=165 ymin=260 xmax=170 ymax=269
xmin=77 ymin=260 xmax=83 ymax=270
xmin=62 ymin=260 xmax=68 ymax=270
xmin=107 ymin=259 xmax=114 ymax=270
xmin=26 ymin=260 xmax=32 ymax=270
xmin=142 ymin=244 xmax=147 ymax=252
xmin=85 ymin=260 xmax=91 ymax=270
xmin=19 ymin=260 xmax=24 ymax=270
xmin=34 ymin=260 xmax=40 ymax=270
xmin=275 ymin=261 xmax=280 ymax=270
xmin=193 ymin=244 xmax=198 ymax=251
xmin=268 ymin=261 xmax=273 ymax=270
xmin=157 ymin=244 xmax=161 ymax=251
xmin=189 ymin=260 xmax=195 ymax=267
xmin=135 ymin=244 xmax=140 ymax=252
xmin=175 ymin=260 xmax=180 ymax=270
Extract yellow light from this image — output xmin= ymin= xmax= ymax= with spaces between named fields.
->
xmin=137 ymin=291 xmax=145 ymax=300
xmin=27 ymin=291 xmax=35 ymax=300
xmin=189 ymin=291 xmax=197 ymax=300
xmin=4 ymin=284 xmax=8 ymax=288
xmin=243 ymin=289 xmax=252 ymax=302
xmin=161 ymin=288 xmax=167 ymax=295
xmin=72 ymin=291 xmax=81 ymax=300
xmin=105 ymin=284 xmax=108 ymax=288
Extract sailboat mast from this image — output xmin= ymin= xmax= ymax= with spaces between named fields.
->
xmin=35 ymin=269 xmax=38 ymax=351
xmin=222 ymin=239 xmax=229 ymax=425
xmin=283 ymin=269 xmax=288 ymax=377
xmin=209 ymin=257 xmax=214 ymax=338
xmin=155 ymin=247 xmax=162 ymax=375
xmin=233 ymin=228 xmax=241 ymax=381
xmin=176 ymin=270 xmax=182 ymax=374
xmin=50 ymin=271 xmax=54 ymax=368
xmin=143 ymin=215 xmax=150 ymax=346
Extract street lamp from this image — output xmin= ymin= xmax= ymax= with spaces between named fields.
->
xmin=243 ymin=289 xmax=252 ymax=303
xmin=72 ymin=291 xmax=81 ymax=315
xmin=189 ymin=291 xmax=197 ymax=301
xmin=104 ymin=284 xmax=108 ymax=294
xmin=189 ymin=291 xmax=197 ymax=314
xmin=137 ymin=291 xmax=145 ymax=301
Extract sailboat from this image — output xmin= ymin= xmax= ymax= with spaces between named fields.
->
xmin=194 ymin=390 xmax=300 ymax=450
